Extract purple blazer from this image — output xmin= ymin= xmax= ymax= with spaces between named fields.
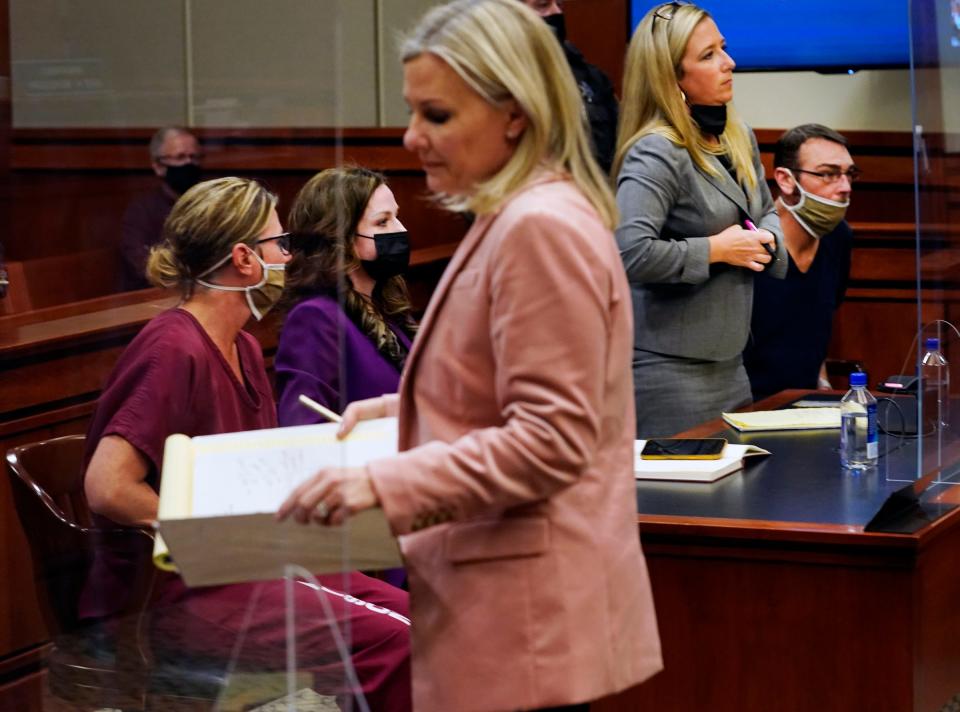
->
xmin=276 ymin=294 xmax=412 ymax=426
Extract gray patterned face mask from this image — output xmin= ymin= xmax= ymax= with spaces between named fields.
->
xmin=780 ymin=170 xmax=849 ymax=239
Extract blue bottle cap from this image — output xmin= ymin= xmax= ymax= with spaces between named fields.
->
xmin=849 ymin=372 xmax=867 ymax=387
xmin=925 ymin=337 xmax=940 ymax=351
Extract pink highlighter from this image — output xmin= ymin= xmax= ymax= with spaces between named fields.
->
xmin=745 ymin=219 xmax=777 ymax=259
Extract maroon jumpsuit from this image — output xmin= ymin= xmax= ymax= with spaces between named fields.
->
xmin=79 ymin=308 xmax=411 ymax=711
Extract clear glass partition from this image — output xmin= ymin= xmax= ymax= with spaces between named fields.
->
xmin=910 ymin=0 xmax=960 ymax=483
xmin=0 ymin=1 xmax=441 ymax=709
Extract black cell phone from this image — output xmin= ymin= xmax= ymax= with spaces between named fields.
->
xmin=640 ymin=438 xmax=727 ymax=460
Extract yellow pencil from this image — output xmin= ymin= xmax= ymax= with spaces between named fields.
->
xmin=298 ymin=394 xmax=343 ymax=423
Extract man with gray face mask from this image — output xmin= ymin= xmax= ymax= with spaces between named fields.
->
xmin=744 ymin=123 xmax=859 ymax=401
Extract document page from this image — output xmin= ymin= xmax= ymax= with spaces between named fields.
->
xmin=189 ymin=417 xmax=398 ymax=517
xmin=722 ymin=408 xmax=841 ymax=431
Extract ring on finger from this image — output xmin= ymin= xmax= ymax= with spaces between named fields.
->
xmin=316 ymin=502 xmax=329 ymax=519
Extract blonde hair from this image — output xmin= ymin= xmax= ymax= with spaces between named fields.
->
xmin=146 ymin=177 xmax=277 ymax=297
xmin=401 ymin=0 xmax=616 ymax=228
xmin=613 ymin=2 xmax=757 ymax=191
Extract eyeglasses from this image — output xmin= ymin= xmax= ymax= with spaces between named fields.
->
xmin=157 ymin=152 xmax=204 ymax=164
xmin=256 ymin=232 xmax=292 ymax=255
xmin=792 ymin=167 xmax=862 ymax=184
xmin=652 ymin=1 xmax=690 ymax=23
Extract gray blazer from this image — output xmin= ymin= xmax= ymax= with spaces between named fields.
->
xmin=615 ymin=129 xmax=786 ymax=362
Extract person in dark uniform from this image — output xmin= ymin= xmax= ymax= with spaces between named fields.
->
xmin=119 ymin=127 xmax=203 ymax=290
xmin=744 ymin=124 xmax=858 ymax=401
xmin=521 ymin=0 xmax=619 ymax=172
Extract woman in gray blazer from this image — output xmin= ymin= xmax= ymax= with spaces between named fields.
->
xmin=613 ymin=2 xmax=787 ymax=437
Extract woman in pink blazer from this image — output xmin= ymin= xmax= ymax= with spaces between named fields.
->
xmin=280 ymin=1 xmax=662 ymax=709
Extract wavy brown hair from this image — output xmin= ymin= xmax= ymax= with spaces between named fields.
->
xmin=280 ymin=167 xmax=417 ymax=369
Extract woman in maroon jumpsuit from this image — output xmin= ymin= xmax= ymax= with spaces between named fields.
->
xmin=81 ymin=176 xmax=411 ymax=711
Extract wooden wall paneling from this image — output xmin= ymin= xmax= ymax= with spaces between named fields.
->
xmin=564 ymin=0 xmax=628 ymax=95
xmin=6 ymin=172 xmax=154 ymax=261
xmin=0 ymin=261 xmax=30 ymax=315
xmin=0 ymin=126 xmax=937 ymax=387
xmin=0 ymin=454 xmax=52 ymax=668
xmin=915 ymin=512 xmax=960 ymax=711
xmin=845 ymin=186 xmax=918 ymax=224
xmin=827 ymin=294 xmax=946 ymax=384
xmin=0 ymin=670 xmax=46 ymax=712
xmin=594 ymin=536 xmax=916 ymax=711
xmin=1 ymin=0 xmax=12 ymax=318
xmin=3 ymin=130 xmax=466 ymax=314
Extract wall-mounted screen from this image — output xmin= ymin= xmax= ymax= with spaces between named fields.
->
xmin=629 ymin=1 xmax=910 ymax=72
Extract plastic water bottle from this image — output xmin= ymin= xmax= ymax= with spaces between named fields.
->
xmin=920 ymin=337 xmax=949 ymax=433
xmin=840 ymin=372 xmax=878 ymax=470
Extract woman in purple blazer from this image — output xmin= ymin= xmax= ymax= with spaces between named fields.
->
xmin=275 ymin=168 xmax=418 ymax=427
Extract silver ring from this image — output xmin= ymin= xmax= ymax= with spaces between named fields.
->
xmin=316 ymin=502 xmax=329 ymax=519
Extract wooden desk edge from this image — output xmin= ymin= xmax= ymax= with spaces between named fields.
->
xmin=638 ymin=389 xmax=960 ymax=547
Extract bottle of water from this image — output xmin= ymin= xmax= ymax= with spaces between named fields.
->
xmin=920 ymin=337 xmax=949 ymax=433
xmin=840 ymin=371 xmax=878 ymax=470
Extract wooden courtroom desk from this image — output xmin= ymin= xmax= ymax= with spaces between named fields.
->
xmin=0 ymin=289 xmax=284 ymax=709
xmin=593 ymin=391 xmax=960 ymax=712
xmin=0 ymin=252 xmax=451 ymax=708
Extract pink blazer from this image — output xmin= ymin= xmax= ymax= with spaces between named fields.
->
xmin=368 ymin=173 xmax=662 ymax=711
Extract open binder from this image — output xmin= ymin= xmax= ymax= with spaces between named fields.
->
xmin=154 ymin=418 xmax=402 ymax=587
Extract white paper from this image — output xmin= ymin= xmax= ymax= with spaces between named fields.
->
xmin=634 ymin=441 xmax=770 ymax=481
xmin=189 ymin=417 xmax=398 ymax=517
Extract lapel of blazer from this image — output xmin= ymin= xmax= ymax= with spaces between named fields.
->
xmin=694 ymin=154 xmax=751 ymax=218
xmin=398 ymin=211 xmax=498 ymax=399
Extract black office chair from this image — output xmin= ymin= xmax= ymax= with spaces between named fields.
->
xmin=6 ymin=434 xmax=226 ymax=710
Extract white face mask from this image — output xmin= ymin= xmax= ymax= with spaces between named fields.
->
xmin=196 ymin=248 xmax=286 ymax=321
xmin=779 ymin=169 xmax=850 ymax=239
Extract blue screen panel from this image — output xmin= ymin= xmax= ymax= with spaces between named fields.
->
xmin=629 ymin=1 xmax=910 ymax=71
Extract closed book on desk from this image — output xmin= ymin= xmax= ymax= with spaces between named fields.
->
xmin=634 ymin=441 xmax=770 ymax=482
xmin=722 ymin=408 xmax=841 ymax=432
xmin=154 ymin=417 xmax=402 ymax=587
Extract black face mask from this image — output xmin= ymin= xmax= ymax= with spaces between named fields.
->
xmin=543 ymin=12 xmax=566 ymax=44
xmin=689 ymin=103 xmax=727 ymax=137
xmin=357 ymin=231 xmax=410 ymax=282
xmin=162 ymin=162 xmax=202 ymax=195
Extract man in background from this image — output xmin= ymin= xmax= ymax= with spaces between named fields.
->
xmin=120 ymin=127 xmax=202 ymax=290
xmin=744 ymin=123 xmax=858 ymax=401
xmin=521 ymin=0 xmax=619 ymax=172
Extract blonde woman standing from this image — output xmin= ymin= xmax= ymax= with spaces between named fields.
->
xmin=614 ymin=2 xmax=787 ymax=437
xmin=280 ymin=1 xmax=662 ymax=710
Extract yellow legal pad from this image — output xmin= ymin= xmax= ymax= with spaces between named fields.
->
xmin=722 ymin=408 xmax=842 ymax=432
xmin=153 ymin=417 xmax=402 ymax=586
